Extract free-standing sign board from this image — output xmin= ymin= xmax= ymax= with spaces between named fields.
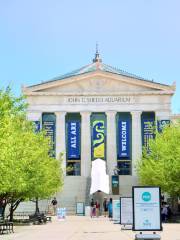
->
xmin=76 ymin=202 xmax=85 ymax=216
xmin=112 ymin=200 xmax=120 ymax=222
xmin=120 ymin=197 xmax=133 ymax=225
xmin=57 ymin=208 xmax=66 ymax=220
xmin=132 ymin=186 xmax=162 ymax=231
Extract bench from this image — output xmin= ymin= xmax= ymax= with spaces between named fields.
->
xmin=29 ymin=213 xmax=47 ymax=225
xmin=0 ymin=221 xmax=13 ymax=234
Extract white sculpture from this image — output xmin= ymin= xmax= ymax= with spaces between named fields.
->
xmin=90 ymin=158 xmax=110 ymax=194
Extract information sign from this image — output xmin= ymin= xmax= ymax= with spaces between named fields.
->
xmin=120 ymin=197 xmax=133 ymax=225
xmin=57 ymin=208 xmax=66 ymax=220
xmin=132 ymin=186 xmax=162 ymax=231
xmin=112 ymin=175 xmax=119 ymax=195
xmin=76 ymin=202 xmax=84 ymax=215
xmin=112 ymin=200 xmax=120 ymax=222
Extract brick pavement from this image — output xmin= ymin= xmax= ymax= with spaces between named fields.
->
xmin=2 ymin=216 xmax=180 ymax=240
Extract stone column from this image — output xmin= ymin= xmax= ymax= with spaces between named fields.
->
xmin=106 ymin=111 xmax=117 ymax=176
xmin=156 ymin=111 xmax=171 ymax=121
xmin=27 ymin=112 xmax=42 ymax=122
xmin=80 ymin=111 xmax=91 ymax=177
xmin=55 ymin=112 xmax=66 ymax=173
xmin=131 ymin=111 xmax=142 ymax=176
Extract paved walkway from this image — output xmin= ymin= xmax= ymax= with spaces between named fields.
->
xmin=2 ymin=216 xmax=180 ymax=240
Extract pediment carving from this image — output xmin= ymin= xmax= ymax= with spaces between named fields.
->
xmin=23 ymin=71 xmax=174 ymax=96
xmin=36 ymin=77 xmax=160 ymax=94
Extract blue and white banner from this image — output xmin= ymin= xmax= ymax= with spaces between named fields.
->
xmin=118 ymin=120 xmax=130 ymax=158
xmin=42 ymin=120 xmax=56 ymax=157
xmin=157 ymin=120 xmax=170 ymax=133
xmin=33 ymin=121 xmax=40 ymax=133
xmin=67 ymin=121 xmax=80 ymax=159
xmin=142 ymin=119 xmax=155 ymax=149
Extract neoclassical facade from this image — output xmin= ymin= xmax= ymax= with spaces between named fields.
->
xmin=23 ymin=53 xmax=175 ymax=211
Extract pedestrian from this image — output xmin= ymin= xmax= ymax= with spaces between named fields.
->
xmin=166 ymin=204 xmax=172 ymax=221
xmin=161 ymin=204 xmax=168 ymax=222
xmin=95 ymin=200 xmax=100 ymax=217
xmin=92 ymin=204 xmax=96 ymax=217
xmin=108 ymin=198 xmax=113 ymax=220
xmin=51 ymin=197 xmax=58 ymax=216
xmin=103 ymin=198 xmax=108 ymax=217
xmin=90 ymin=198 xmax=94 ymax=218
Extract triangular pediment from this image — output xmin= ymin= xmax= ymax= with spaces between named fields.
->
xmin=23 ymin=71 xmax=175 ymax=96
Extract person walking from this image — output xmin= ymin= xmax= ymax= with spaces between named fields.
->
xmin=95 ymin=200 xmax=100 ymax=217
xmin=90 ymin=199 xmax=95 ymax=218
xmin=103 ymin=198 xmax=108 ymax=217
xmin=108 ymin=198 xmax=113 ymax=220
xmin=51 ymin=197 xmax=58 ymax=216
xmin=161 ymin=204 xmax=168 ymax=222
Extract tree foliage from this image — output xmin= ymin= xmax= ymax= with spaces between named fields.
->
xmin=137 ymin=123 xmax=180 ymax=197
xmin=0 ymin=87 xmax=63 ymax=219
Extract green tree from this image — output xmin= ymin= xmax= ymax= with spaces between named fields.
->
xmin=137 ymin=123 xmax=180 ymax=199
xmin=0 ymin=87 xmax=63 ymax=220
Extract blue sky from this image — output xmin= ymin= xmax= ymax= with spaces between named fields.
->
xmin=0 ymin=0 xmax=179 ymax=113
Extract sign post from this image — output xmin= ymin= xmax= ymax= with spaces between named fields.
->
xmin=112 ymin=200 xmax=120 ymax=223
xmin=120 ymin=197 xmax=133 ymax=230
xmin=57 ymin=208 xmax=66 ymax=221
xmin=132 ymin=186 xmax=162 ymax=239
xmin=76 ymin=202 xmax=85 ymax=216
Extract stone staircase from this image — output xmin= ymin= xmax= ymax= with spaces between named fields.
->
xmin=57 ymin=176 xmax=91 ymax=215
xmin=11 ymin=175 xmax=137 ymax=216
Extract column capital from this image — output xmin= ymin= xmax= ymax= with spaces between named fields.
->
xmin=27 ymin=111 xmax=42 ymax=121
xmin=106 ymin=111 xmax=117 ymax=117
xmin=156 ymin=111 xmax=171 ymax=120
xmin=131 ymin=111 xmax=142 ymax=117
xmin=55 ymin=111 xmax=66 ymax=117
xmin=80 ymin=111 xmax=91 ymax=116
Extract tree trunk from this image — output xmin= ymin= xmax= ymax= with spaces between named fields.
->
xmin=35 ymin=197 xmax=39 ymax=215
xmin=0 ymin=206 xmax=5 ymax=220
xmin=0 ymin=198 xmax=7 ymax=220
xmin=9 ymin=199 xmax=22 ymax=222
xmin=9 ymin=203 xmax=14 ymax=222
xmin=171 ymin=196 xmax=179 ymax=214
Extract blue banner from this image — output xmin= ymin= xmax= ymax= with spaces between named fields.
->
xmin=42 ymin=120 xmax=56 ymax=157
xmin=118 ymin=120 xmax=130 ymax=158
xmin=33 ymin=121 xmax=40 ymax=133
xmin=67 ymin=121 xmax=80 ymax=159
xmin=142 ymin=119 xmax=155 ymax=149
xmin=157 ymin=120 xmax=170 ymax=133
